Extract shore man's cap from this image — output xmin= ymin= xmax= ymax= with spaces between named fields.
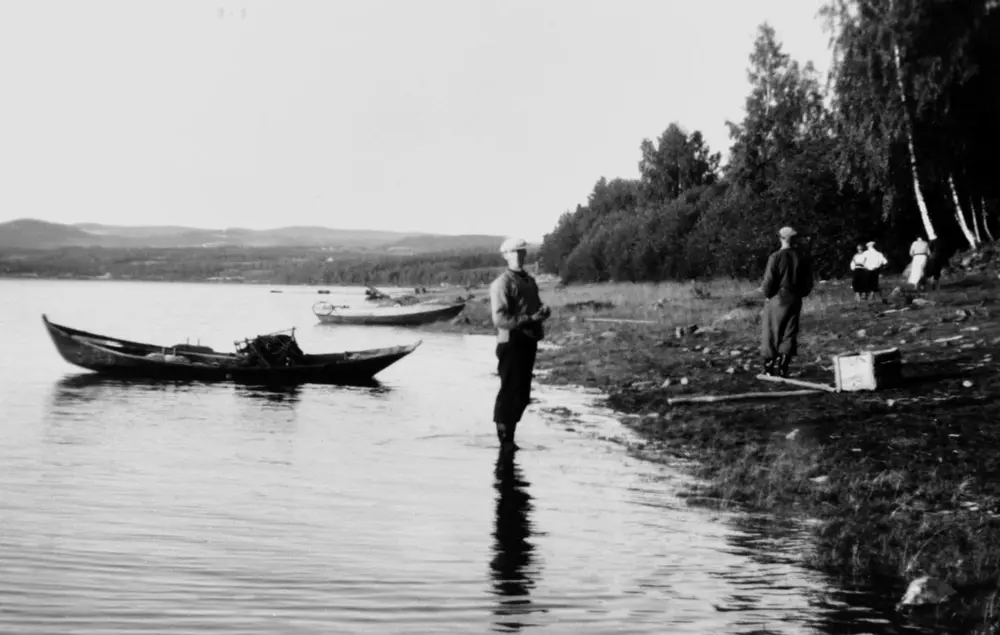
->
xmin=500 ymin=237 xmax=528 ymax=253
xmin=778 ymin=226 xmax=797 ymax=239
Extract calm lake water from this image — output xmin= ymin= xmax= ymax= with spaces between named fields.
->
xmin=0 ymin=279 xmax=922 ymax=633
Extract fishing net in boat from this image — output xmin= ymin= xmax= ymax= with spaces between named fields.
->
xmin=235 ymin=331 xmax=306 ymax=367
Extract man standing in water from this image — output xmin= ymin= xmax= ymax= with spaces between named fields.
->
xmin=760 ymin=226 xmax=813 ymax=378
xmin=490 ymin=237 xmax=550 ymax=451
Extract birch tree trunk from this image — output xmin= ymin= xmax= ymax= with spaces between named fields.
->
xmin=891 ymin=36 xmax=937 ymax=241
xmin=981 ymin=196 xmax=996 ymax=242
xmin=971 ymin=195 xmax=984 ymax=244
xmin=949 ymin=175 xmax=979 ymax=249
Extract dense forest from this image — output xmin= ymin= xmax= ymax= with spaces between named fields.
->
xmin=0 ymin=246 xmax=535 ymax=287
xmin=539 ymin=1 xmax=999 ymax=283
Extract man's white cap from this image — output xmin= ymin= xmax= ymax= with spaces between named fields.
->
xmin=866 ymin=241 xmax=876 ymax=248
xmin=778 ymin=226 xmax=797 ymax=239
xmin=500 ymin=237 xmax=528 ymax=253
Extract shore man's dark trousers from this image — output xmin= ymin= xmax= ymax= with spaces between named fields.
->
xmin=761 ymin=296 xmax=802 ymax=360
xmin=493 ymin=333 xmax=538 ymax=443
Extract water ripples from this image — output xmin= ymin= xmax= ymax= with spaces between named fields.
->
xmin=0 ymin=280 xmax=931 ymax=633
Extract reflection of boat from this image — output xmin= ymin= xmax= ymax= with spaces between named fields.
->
xmin=312 ymin=301 xmax=466 ymax=326
xmin=55 ymin=373 xmax=350 ymax=394
xmin=42 ymin=314 xmax=420 ymax=385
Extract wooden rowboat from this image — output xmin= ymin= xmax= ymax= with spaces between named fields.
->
xmin=42 ymin=314 xmax=420 ymax=385
xmin=312 ymin=301 xmax=466 ymax=326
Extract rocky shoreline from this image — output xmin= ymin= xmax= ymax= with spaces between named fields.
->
xmin=438 ymin=269 xmax=1000 ymax=632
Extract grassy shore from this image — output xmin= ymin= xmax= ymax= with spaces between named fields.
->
xmin=443 ymin=271 xmax=1000 ymax=632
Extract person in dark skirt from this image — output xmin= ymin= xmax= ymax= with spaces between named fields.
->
xmin=861 ymin=241 xmax=888 ymax=300
xmin=849 ymin=244 xmax=866 ymax=301
xmin=490 ymin=237 xmax=551 ymax=451
xmin=923 ymin=239 xmax=943 ymax=291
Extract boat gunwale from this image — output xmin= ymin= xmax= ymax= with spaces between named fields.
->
xmin=73 ymin=338 xmax=229 ymax=368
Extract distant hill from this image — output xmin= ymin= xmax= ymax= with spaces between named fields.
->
xmin=0 ymin=219 xmax=504 ymax=253
xmin=71 ymin=223 xmax=427 ymax=247
xmin=72 ymin=223 xmax=209 ymax=238
xmin=387 ymin=234 xmax=508 ymax=253
xmin=0 ymin=220 xmax=114 ymax=249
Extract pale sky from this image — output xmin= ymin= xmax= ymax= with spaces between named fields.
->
xmin=0 ymin=0 xmax=832 ymax=242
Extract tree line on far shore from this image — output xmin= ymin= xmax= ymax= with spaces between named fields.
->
xmin=0 ymin=246 xmax=535 ymax=287
xmin=540 ymin=1 xmax=999 ymax=284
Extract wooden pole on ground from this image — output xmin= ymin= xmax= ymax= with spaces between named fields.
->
xmin=755 ymin=373 xmax=838 ymax=392
xmin=585 ymin=317 xmax=658 ymax=325
xmin=668 ymin=389 xmax=822 ymax=405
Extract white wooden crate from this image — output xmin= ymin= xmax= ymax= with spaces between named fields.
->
xmin=833 ymin=348 xmax=902 ymax=392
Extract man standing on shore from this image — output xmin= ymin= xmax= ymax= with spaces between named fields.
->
xmin=760 ymin=226 xmax=813 ymax=378
xmin=490 ymin=237 xmax=551 ymax=451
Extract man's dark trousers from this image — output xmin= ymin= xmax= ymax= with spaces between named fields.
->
xmin=493 ymin=331 xmax=538 ymax=443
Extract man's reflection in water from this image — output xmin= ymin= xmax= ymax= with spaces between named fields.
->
xmin=490 ymin=449 xmax=542 ymax=632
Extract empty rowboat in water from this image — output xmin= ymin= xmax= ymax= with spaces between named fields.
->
xmin=312 ymin=301 xmax=466 ymax=326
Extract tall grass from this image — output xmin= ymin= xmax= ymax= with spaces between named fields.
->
xmin=452 ymin=273 xmax=912 ymax=342
xmin=537 ymin=278 xmax=854 ymax=333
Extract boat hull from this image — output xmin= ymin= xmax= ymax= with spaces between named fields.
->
xmin=42 ymin=315 xmax=420 ymax=385
xmin=314 ymin=302 xmax=466 ymax=326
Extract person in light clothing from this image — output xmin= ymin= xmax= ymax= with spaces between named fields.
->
xmin=907 ymin=236 xmax=930 ymax=290
xmin=760 ymin=226 xmax=813 ymax=378
xmin=849 ymin=244 xmax=866 ymax=302
xmin=490 ymin=237 xmax=551 ymax=451
xmin=861 ymin=241 xmax=888 ymax=300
